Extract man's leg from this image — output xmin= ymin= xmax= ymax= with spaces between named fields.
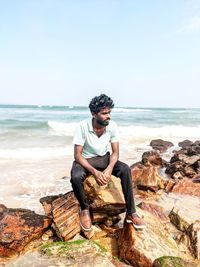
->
xmin=112 ymin=161 xmax=146 ymax=229
xmin=70 ymin=161 xmax=89 ymax=210
xmin=70 ymin=153 xmax=110 ymax=209
xmin=70 ymin=161 xmax=92 ymax=231
xmin=112 ymin=161 xmax=136 ymax=214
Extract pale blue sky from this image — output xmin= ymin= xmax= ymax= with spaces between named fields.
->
xmin=0 ymin=0 xmax=200 ymax=107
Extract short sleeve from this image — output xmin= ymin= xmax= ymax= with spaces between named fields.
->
xmin=73 ymin=122 xmax=86 ymax=146
xmin=110 ymin=121 xmax=120 ymax=143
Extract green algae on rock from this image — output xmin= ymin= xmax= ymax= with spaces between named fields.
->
xmin=153 ymin=256 xmax=199 ymax=267
xmin=39 ymin=239 xmax=116 ymax=267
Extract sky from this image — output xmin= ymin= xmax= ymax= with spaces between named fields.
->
xmin=0 ymin=0 xmax=200 ymax=108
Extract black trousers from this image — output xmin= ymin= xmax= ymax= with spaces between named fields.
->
xmin=70 ymin=152 xmax=136 ymax=214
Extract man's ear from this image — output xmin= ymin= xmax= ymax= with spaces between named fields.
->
xmin=92 ymin=112 xmax=96 ymax=118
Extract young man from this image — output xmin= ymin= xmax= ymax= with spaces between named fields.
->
xmin=70 ymin=94 xmax=145 ymax=232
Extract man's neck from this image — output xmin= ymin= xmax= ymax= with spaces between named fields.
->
xmin=92 ymin=118 xmax=105 ymax=130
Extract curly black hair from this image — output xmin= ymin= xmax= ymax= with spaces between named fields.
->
xmin=89 ymin=94 xmax=114 ymax=113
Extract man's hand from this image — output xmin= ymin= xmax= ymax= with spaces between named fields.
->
xmin=93 ymin=170 xmax=108 ymax=185
xmin=103 ymin=166 xmax=113 ymax=182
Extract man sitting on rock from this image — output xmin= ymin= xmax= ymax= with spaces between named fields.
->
xmin=70 ymin=93 xmax=146 ymax=232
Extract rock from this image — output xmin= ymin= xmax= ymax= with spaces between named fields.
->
xmin=171 ymin=178 xmax=200 ymax=197
xmin=165 ymin=179 xmax=176 ymax=193
xmin=138 ymin=202 xmax=170 ymax=223
xmin=141 ymin=151 xmax=164 ymax=167
xmin=6 ymin=239 xmax=120 ymax=267
xmin=118 ymin=209 xmax=193 ymax=267
xmin=169 ymin=207 xmax=195 ymax=232
xmin=40 ymin=176 xmax=126 ymax=240
xmin=194 ymin=161 xmax=200 ymax=173
xmin=150 ymin=139 xmax=174 ymax=153
xmin=40 ymin=191 xmax=81 ymax=241
xmin=0 ymin=205 xmax=51 ymax=257
xmin=166 ymin=160 xmax=197 ymax=179
xmin=178 ymin=154 xmax=200 ymax=165
xmin=84 ymin=175 xmax=126 ymax=225
xmin=179 ymin=140 xmax=194 ymax=149
xmin=40 ymin=239 xmax=117 ymax=267
xmin=166 ymin=142 xmax=200 ymax=179
xmin=187 ymin=221 xmax=200 ymax=260
xmin=153 ymin=256 xmax=197 ymax=267
xmin=131 ymin=165 xmax=165 ymax=192
xmin=169 ymin=205 xmax=200 ymax=260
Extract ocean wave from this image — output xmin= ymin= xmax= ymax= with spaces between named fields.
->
xmin=48 ymin=121 xmax=77 ymax=135
xmin=118 ymin=125 xmax=200 ymax=139
xmin=48 ymin=120 xmax=200 ymax=140
xmin=113 ymin=108 xmax=152 ymax=113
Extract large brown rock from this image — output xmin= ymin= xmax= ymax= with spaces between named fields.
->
xmin=84 ymin=175 xmax=126 ymax=225
xmin=141 ymin=151 xmax=165 ymax=167
xmin=0 ymin=204 xmax=51 ymax=257
xmin=40 ymin=176 xmax=126 ymax=240
xmin=118 ymin=209 xmax=194 ymax=267
xmin=131 ymin=165 xmax=165 ymax=192
xmin=169 ymin=205 xmax=200 ymax=260
xmin=138 ymin=202 xmax=170 ymax=223
xmin=171 ymin=178 xmax=200 ymax=197
xmin=40 ymin=191 xmax=81 ymax=241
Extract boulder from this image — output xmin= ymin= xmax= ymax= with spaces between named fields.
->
xmin=40 ymin=175 xmax=126 ymax=240
xmin=84 ymin=175 xmax=126 ymax=225
xmin=138 ymin=202 xmax=170 ymax=223
xmin=171 ymin=178 xmax=200 ymax=197
xmin=118 ymin=209 xmax=193 ymax=267
xmin=178 ymin=139 xmax=194 ymax=149
xmin=141 ymin=151 xmax=165 ymax=167
xmin=0 ymin=204 xmax=51 ymax=257
xmin=40 ymin=191 xmax=81 ymax=241
xmin=131 ymin=165 xmax=165 ymax=192
xmin=169 ymin=205 xmax=200 ymax=260
xmin=5 ymin=239 xmax=126 ymax=267
xmin=153 ymin=256 xmax=197 ymax=267
xmin=150 ymin=139 xmax=174 ymax=153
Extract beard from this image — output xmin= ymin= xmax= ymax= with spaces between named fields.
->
xmin=96 ymin=117 xmax=110 ymax=126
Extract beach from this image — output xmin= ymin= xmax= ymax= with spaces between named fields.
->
xmin=0 ymin=105 xmax=200 ymax=214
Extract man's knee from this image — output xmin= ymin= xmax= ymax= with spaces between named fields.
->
xmin=70 ymin=168 xmax=86 ymax=185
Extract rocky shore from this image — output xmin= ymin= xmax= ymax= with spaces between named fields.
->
xmin=0 ymin=139 xmax=200 ymax=267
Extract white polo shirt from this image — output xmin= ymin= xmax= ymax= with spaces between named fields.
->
xmin=73 ymin=119 xmax=120 ymax=158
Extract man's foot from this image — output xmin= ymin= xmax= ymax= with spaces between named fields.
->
xmin=79 ymin=209 xmax=92 ymax=232
xmin=125 ymin=213 xmax=146 ymax=230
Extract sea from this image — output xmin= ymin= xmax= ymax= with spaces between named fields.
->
xmin=1 ymin=104 xmax=200 ymax=214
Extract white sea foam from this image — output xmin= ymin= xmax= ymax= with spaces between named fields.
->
xmin=118 ymin=125 xmax=200 ymax=139
xmin=48 ymin=121 xmax=77 ymax=135
xmin=113 ymin=108 xmax=151 ymax=113
xmin=0 ymin=147 xmax=73 ymax=159
xmin=48 ymin=120 xmax=200 ymax=140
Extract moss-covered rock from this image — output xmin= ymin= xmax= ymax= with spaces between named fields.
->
xmin=153 ymin=256 xmax=198 ymax=267
xmin=40 ymin=239 xmax=115 ymax=267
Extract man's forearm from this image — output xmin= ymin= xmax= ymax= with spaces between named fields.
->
xmin=108 ymin=152 xmax=119 ymax=169
xmin=75 ymin=154 xmax=97 ymax=175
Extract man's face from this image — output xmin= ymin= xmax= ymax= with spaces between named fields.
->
xmin=94 ymin=107 xmax=111 ymax=126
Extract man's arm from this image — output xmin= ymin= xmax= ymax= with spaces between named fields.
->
xmin=103 ymin=142 xmax=119 ymax=179
xmin=74 ymin=145 xmax=107 ymax=185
